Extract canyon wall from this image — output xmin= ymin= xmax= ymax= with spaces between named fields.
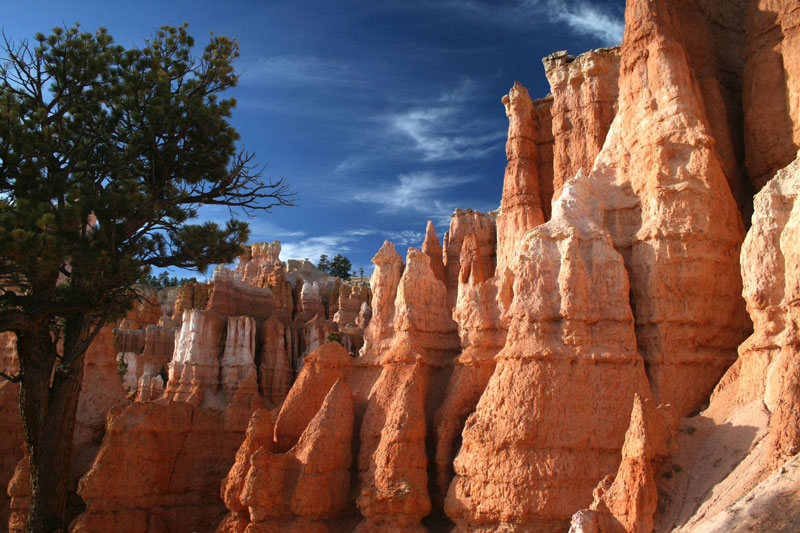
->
xmin=69 ymin=244 xmax=370 ymax=532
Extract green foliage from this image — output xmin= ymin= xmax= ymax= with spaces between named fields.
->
xmin=139 ymin=271 xmax=197 ymax=287
xmin=0 ymin=23 xmax=294 ymax=368
xmin=326 ymin=332 xmax=341 ymax=344
xmin=317 ymin=254 xmax=330 ymax=273
xmin=317 ymin=253 xmax=352 ymax=279
xmin=116 ymin=355 xmax=128 ymax=383
xmin=329 ymin=254 xmax=353 ymax=279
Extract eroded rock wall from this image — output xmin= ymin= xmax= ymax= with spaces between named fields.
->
xmin=445 ymin=173 xmax=654 ymax=531
xmin=72 ymin=402 xmax=251 ymax=533
xmin=655 ymin=152 xmax=800 ymax=532
xmin=443 ymin=210 xmax=496 ymax=310
xmin=591 ymin=0 xmax=750 ymax=415
xmin=744 ymin=0 xmax=800 ymax=192
xmin=544 ymin=47 xmax=620 ymax=208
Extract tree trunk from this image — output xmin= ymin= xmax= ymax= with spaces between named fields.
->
xmin=16 ymin=324 xmax=85 ymax=533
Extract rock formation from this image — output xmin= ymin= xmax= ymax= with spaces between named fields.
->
xmin=494 ymin=81 xmax=546 ymax=272
xmin=357 ymin=360 xmax=430 ymax=532
xmin=361 ymin=241 xmax=404 ymax=358
xmin=258 ymin=315 xmax=292 ymax=406
xmin=274 ymin=342 xmax=353 ymax=450
xmin=433 ymin=234 xmax=509 ymax=502
xmin=356 ymin=247 xmax=459 ymax=531
xmin=744 ymin=0 xmax=800 ymax=193
xmin=164 ymin=308 xmax=227 ymax=406
xmin=654 ymin=151 xmax=800 ymax=532
xmin=543 ymin=47 xmax=620 ymax=206
xmin=445 ymin=172 xmax=654 ymax=531
xmin=218 ymin=342 xmax=356 ymax=531
xmin=443 ymin=209 xmax=496 ymax=310
xmin=571 ymin=395 xmax=678 ymax=533
xmin=587 ymin=0 xmax=750 ymax=415
xmin=135 ymin=324 xmax=178 ymax=400
xmin=422 ymin=220 xmax=445 ymax=282
xmin=72 ymin=402 xmax=251 ymax=533
xmin=219 ymin=380 xmax=354 ymax=532
xmin=174 ymin=281 xmax=213 ymax=319
xmin=68 ymin=240 xmax=367 ymax=531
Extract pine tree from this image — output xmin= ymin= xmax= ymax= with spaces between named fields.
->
xmin=317 ymin=253 xmax=330 ymax=273
xmin=329 ymin=254 xmax=352 ymax=279
xmin=0 ymin=24 xmax=293 ymax=531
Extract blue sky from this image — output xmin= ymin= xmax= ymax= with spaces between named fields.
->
xmin=0 ymin=0 xmax=625 ymax=278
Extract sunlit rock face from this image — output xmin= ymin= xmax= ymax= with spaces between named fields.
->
xmin=360 ymin=241 xmax=404 ymax=360
xmin=443 ymin=209 xmax=496 ymax=310
xmin=72 ymin=402 xmax=252 ymax=533
xmin=354 ymin=248 xmax=460 ymax=531
xmin=433 ymin=233 xmax=509 ymax=504
xmin=70 ymin=239 xmax=370 ymax=532
xmin=446 ymin=0 xmax=752 ymax=527
xmin=445 ymin=172 xmax=654 ymax=531
xmin=593 ymin=0 xmax=750 ymax=416
xmin=218 ymin=342 xmax=356 ymax=532
xmin=494 ymin=82 xmax=547 ymax=273
xmin=745 ymin=155 xmax=800 ymax=471
xmin=543 ymin=47 xmax=620 ymax=209
xmin=651 ymin=152 xmax=800 ymax=532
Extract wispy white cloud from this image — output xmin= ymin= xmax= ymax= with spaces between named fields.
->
xmin=443 ymin=0 xmax=624 ymax=46
xmin=384 ymin=230 xmax=425 ymax=246
xmin=247 ymin=219 xmax=307 ymax=240
xmin=240 ymin=55 xmax=362 ymax=87
xmin=196 ymin=206 xmax=306 ymax=240
xmin=278 ymin=228 xmax=378 ymax=263
xmin=550 ymin=2 xmax=624 ymax=45
xmin=386 ymin=79 xmax=506 ymax=161
xmin=351 ymin=171 xmax=475 ymax=223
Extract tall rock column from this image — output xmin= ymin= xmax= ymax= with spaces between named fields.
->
xmin=543 ymin=47 xmax=621 ymax=206
xmin=433 ymin=233 xmax=510 ymax=502
xmin=220 ymin=316 xmax=259 ymax=408
xmin=739 ymin=153 xmax=800 ymax=469
xmin=494 ymin=82 xmax=547 ymax=272
xmin=422 ymin=220 xmax=445 ymax=283
xmin=592 ymin=0 xmax=750 ymax=415
xmin=360 ymin=241 xmax=404 ymax=359
xmin=164 ymin=309 xmax=226 ymax=406
xmin=357 ymin=248 xmax=460 ymax=531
